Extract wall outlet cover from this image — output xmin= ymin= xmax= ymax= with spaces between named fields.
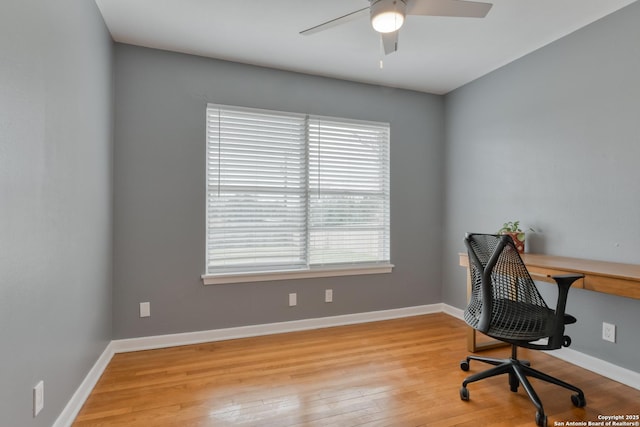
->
xmin=325 ymin=289 xmax=333 ymax=303
xmin=140 ymin=302 xmax=151 ymax=317
xmin=33 ymin=380 xmax=44 ymax=417
xmin=602 ymin=322 xmax=616 ymax=343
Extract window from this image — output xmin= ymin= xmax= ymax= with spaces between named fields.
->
xmin=203 ymin=104 xmax=391 ymax=284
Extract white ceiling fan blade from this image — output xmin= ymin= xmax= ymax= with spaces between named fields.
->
xmin=381 ymin=31 xmax=399 ymax=55
xmin=406 ymin=0 xmax=492 ymax=18
xmin=300 ymin=7 xmax=370 ymax=35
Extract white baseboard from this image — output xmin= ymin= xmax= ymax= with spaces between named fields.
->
xmin=442 ymin=303 xmax=464 ymax=320
xmin=53 ymin=341 xmax=115 ymax=427
xmin=549 ymin=346 xmax=640 ymax=390
xmin=55 ymin=303 xmax=639 ymax=427
xmin=111 ymin=304 xmax=444 ymax=353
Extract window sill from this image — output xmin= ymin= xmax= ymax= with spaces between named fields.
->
xmin=202 ymin=264 xmax=394 ymax=285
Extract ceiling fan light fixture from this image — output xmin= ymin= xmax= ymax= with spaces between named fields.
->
xmin=370 ymin=0 xmax=406 ymax=33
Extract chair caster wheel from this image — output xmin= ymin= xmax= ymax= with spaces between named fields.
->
xmin=571 ymin=393 xmax=586 ymax=407
xmin=460 ymin=386 xmax=469 ymax=401
xmin=509 ymin=373 xmax=519 ymax=392
xmin=460 ymin=360 xmax=470 ymax=371
xmin=563 ymin=335 xmax=572 ymax=347
xmin=536 ymin=411 xmax=548 ymax=427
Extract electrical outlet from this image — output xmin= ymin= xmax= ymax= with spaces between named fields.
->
xmin=289 ymin=293 xmax=297 ymax=307
xmin=140 ymin=302 xmax=150 ymax=317
xmin=325 ymin=289 xmax=333 ymax=303
xmin=33 ymin=380 xmax=44 ymax=417
xmin=602 ymin=322 xmax=616 ymax=343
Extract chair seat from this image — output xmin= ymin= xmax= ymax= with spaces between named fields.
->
xmin=470 ymin=298 xmax=557 ymax=341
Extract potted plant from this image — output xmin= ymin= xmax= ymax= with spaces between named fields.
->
xmin=497 ymin=221 xmax=528 ymax=254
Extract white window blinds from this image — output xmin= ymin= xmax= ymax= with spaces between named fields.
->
xmin=206 ymin=103 xmax=390 ymax=277
xmin=206 ymin=105 xmax=308 ymax=273
xmin=308 ymin=118 xmax=390 ymax=266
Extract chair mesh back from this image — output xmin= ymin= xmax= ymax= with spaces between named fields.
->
xmin=464 ymin=234 xmax=555 ymax=341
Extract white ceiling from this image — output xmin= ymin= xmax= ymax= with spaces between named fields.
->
xmin=95 ymin=0 xmax=637 ymax=95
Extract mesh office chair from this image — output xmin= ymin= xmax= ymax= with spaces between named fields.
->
xmin=460 ymin=233 xmax=586 ymax=427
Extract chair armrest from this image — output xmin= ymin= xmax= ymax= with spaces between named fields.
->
xmin=548 ymin=274 xmax=584 ymax=348
xmin=551 ymin=274 xmax=583 ymax=309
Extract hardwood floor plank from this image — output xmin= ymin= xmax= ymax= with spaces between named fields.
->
xmin=73 ymin=314 xmax=639 ymax=426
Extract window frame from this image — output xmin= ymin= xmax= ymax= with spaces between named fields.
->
xmin=202 ymin=104 xmax=393 ymax=285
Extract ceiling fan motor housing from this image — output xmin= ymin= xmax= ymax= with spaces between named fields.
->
xmin=370 ymin=0 xmax=407 ymax=33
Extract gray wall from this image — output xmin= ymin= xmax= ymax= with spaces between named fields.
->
xmin=112 ymin=44 xmax=445 ymax=339
xmin=0 ymin=1 xmax=113 ymax=426
xmin=443 ymin=2 xmax=640 ymax=372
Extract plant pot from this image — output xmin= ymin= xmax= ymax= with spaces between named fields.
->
xmin=503 ymin=232 xmax=525 ymax=254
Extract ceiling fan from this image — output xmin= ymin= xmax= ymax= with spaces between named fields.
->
xmin=300 ymin=0 xmax=493 ymax=55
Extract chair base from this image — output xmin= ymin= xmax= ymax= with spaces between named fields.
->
xmin=459 ymin=345 xmax=586 ymax=427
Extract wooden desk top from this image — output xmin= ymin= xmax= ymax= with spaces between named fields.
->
xmin=459 ymin=252 xmax=640 ymax=300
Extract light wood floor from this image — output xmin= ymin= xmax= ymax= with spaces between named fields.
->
xmin=74 ymin=313 xmax=639 ymax=426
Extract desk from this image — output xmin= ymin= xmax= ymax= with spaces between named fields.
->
xmin=459 ymin=253 xmax=640 ymax=352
